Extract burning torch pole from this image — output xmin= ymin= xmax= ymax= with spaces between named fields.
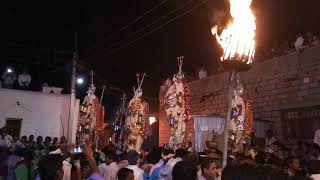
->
xmin=222 ymin=70 xmax=236 ymax=168
xmin=68 ymin=32 xmax=78 ymax=143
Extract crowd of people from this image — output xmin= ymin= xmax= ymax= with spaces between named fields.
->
xmin=1 ymin=68 xmax=32 ymax=90
xmin=1 ymin=126 xmax=320 ymax=180
xmin=255 ymin=32 xmax=320 ymax=62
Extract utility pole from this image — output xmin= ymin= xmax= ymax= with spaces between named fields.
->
xmin=68 ymin=32 xmax=78 ymax=142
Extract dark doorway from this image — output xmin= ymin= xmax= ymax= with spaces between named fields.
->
xmin=5 ymin=118 xmax=22 ymax=138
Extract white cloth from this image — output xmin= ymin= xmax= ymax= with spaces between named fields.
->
xmin=18 ymin=74 xmax=31 ymax=87
xmin=310 ymin=174 xmax=320 ymax=180
xmin=314 ymin=129 xmax=320 ymax=146
xmin=104 ymin=162 xmax=118 ymax=180
xmin=194 ymin=116 xmax=224 ymax=152
xmin=127 ymin=165 xmax=144 ymax=180
xmin=98 ymin=163 xmax=108 ymax=177
xmin=62 ymin=160 xmax=72 ymax=180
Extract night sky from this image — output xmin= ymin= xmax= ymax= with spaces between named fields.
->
xmin=1 ymin=0 xmax=319 ymax=120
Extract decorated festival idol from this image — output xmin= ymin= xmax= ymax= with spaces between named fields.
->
xmin=164 ymin=56 xmax=191 ymax=149
xmin=125 ymin=73 xmax=149 ymax=152
xmin=78 ymin=71 xmax=106 ymax=149
xmin=228 ymin=82 xmax=253 ymax=153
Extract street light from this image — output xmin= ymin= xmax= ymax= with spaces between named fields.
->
xmin=76 ymin=77 xmax=84 ymax=85
xmin=7 ymin=68 xmax=13 ymax=73
xmin=149 ymin=116 xmax=156 ymax=125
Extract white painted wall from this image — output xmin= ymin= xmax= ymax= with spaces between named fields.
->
xmin=0 ymin=88 xmax=79 ymax=141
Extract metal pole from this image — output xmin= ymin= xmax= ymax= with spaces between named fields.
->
xmin=222 ymin=70 xmax=236 ymax=168
xmin=68 ymin=32 xmax=78 ymax=142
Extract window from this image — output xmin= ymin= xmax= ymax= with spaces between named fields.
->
xmin=282 ymin=106 xmax=320 ymax=139
xmin=5 ymin=118 xmax=22 ymax=138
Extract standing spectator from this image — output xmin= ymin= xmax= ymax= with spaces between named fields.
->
xmin=0 ymin=128 xmax=12 ymax=148
xmin=295 ymin=34 xmax=305 ymax=52
xmin=266 ymin=129 xmax=277 ymax=146
xmin=27 ymin=135 xmax=35 ymax=149
xmin=172 ymin=161 xmax=198 ymax=180
xmin=1 ymin=68 xmax=17 ymax=89
xmin=127 ymin=150 xmax=144 ymax=180
xmin=117 ymin=168 xmax=134 ymax=180
xmin=20 ymin=136 xmax=28 ymax=148
xmin=18 ymin=68 xmax=31 ymax=90
xmin=37 ymin=154 xmax=64 ymax=180
xmin=52 ymin=137 xmax=59 ymax=148
xmin=35 ymin=136 xmax=44 ymax=150
xmin=44 ymin=136 xmax=52 ymax=150
xmin=9 ymin=136 xmax=22 ymax=151
xmin=103 ymin=150 xmax=119 ymax=180
xmin=200 ymin=159 xmax=220 ymax=180
xmin=285 ymin=157 xmax=301 ymax=178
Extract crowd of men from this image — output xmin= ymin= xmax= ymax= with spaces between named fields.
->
xmin=1 ymin=126 xmax=320 ymax=180
xmin=255 ymin=31 xmax=320 ymax=62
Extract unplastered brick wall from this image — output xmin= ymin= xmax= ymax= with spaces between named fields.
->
xmin=159 ymin=46 xmax=320 ymax=144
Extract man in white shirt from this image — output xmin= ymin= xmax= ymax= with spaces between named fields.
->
xmin=102 ymin=150 xmax=117 ymax=180
xmin=18 ymin=69 xmax=31 ymax=89
xmin=126 ymin=150 xmax=144 ymax=180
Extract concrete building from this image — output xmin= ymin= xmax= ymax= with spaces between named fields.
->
xmin=0 ymin=88 xmax=79 ymax=143
xmin=159 ymin=46 xmax=320 ymax=147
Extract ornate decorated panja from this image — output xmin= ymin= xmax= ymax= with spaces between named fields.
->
xmin=78 ymin=72 xmax=106 ymax=149
xmin=228 ymin=82 xmax=253 ymax=153
xmin=125 ymin=73 xmax=149 ymax=152
xmin=164 ymin=56 xmax=191 ymax=149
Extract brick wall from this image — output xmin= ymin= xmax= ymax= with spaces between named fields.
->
xmin=159 ymin=46 xmax=320 ymax=144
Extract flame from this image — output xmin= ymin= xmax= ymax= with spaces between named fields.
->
xmin=211 ymin=0 xmax=256 ymax=64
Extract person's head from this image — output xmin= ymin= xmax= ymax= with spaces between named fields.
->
xmin=1 ymin=127 xmax=8 ymax=135
xmin=286 ymin=157 xmax=300 ymax=172
xmin=28 ymin=135 xmax=34 ymax=141
xmin=21 ymin=136 xmax=27 ymax=143
xmin=127 ymin=150 xmax=140 ymax=165
xmin=60 ymin=136 xmax=66 ymax=143
xmin=37 ymin=136 xmax=43 ymax=143
xmin=45 ymin=136 xmax=52 ymax=143
xmin=172 ymin=160 xmax=198 ymax=180
xmin=117 ymin=168 xmax=134 ymax=180
xmin=39 ymin=155 xmax=64 ymax=180
xmin=266 ymin=129 xmax=273 ymax=138
xmin=13 ymin=136 xmax=19 ymax=142
xmin=175 ymin=148 xmax=187 ymax=159
xmin=201 ymin=159 xmax=218 ymax=179
xmin=105 ymin=150 xmax=117 ymax=165
xmin=53 ymin=137 xmax=58 ymax=144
